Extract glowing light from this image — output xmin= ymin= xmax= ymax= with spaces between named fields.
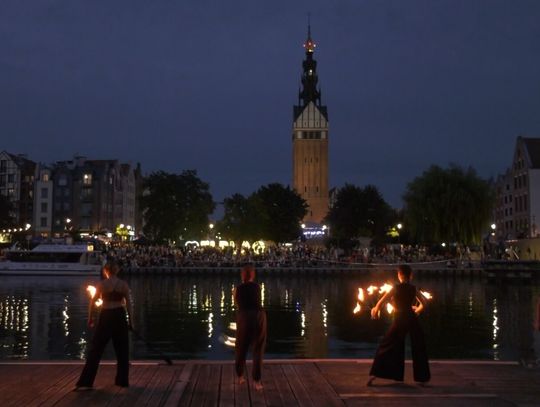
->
xmin=386 ymin=303 xmax=394 ymax=314
xmin=86 ymin=285 xmax=96 ymax=298
xmin=353 ymin=303 xmax=361 ymax=314
xmin=86 ymin=285 xmax=103 ymax=307
xmin=229 ymin=322 xmax=237 ymax=331
xmin=420 ymin=291 xmax=433 ymax=300
xmin=379 ymin=284 xmax=393 ymax=294
xmin=357 ymin=288 xmax=365 ymax=302
xmin=367 ymin=285 xmax=378 ymax=295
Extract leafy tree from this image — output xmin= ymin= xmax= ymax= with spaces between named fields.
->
xmin=219 ymin=184 xmax=307 ymax=244
xmin=217 ymin=193 xmax=262 ymax=243
xmin=0 ymin=195 xmax=14 ymax=228
xmin=403 ymin=165 xmax=494 ymax=244
xmin=141 ymin=170 xmax=215 ymax=243
xmin=253 ymin=183 xmax=307 ymax=243
xmin=325 ymin=184 xmax=395 ymax=248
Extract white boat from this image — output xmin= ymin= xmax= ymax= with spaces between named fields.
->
xmin=0 ymin=243 xmax=102 ymax=276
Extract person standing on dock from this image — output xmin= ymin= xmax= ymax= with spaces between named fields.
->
xmin=234 ymin=264 xmax=267 ymax=391
xmin=367 ymin=264 xmax=430 ymax=386
xmin=76 ymin=261 xmax=134 ymax=390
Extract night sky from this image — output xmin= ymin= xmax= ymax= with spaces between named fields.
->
xmin=2 ymin=0 xmax=540 ymax=209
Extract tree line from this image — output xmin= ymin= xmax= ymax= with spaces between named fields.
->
xmin=0 ymin=164 xmax=494 ymax=247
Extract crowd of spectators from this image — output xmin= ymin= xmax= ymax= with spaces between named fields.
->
xmin=103 ymin=243 xmax=462 ymax=270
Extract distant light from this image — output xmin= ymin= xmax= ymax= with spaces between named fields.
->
xmin=301 ymin=223 xmax=306 ymax=229
xmin=25 ymin=223 xmax=31 ymax=230
xmin=441 ymin=242 xmax=446 ymax=247
xmin=66 ymin=218 xmax=72 ymax=224
xmin=491 ymin=223 xmax=496 ymax=230
xmin=397 ymin=223 xmax=402 ymax=230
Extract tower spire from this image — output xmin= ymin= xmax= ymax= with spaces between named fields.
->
xmin=299 ymin=17 xmax=320 ymax=106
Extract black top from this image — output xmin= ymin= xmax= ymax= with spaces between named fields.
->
xmin=392 ymin=283 xmax=417 ymax=314
xmin=235 ymin=282 xmax=262 ymax=311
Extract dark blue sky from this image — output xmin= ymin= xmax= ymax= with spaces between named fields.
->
xmin=2 ymin=0 xmax=540 ymax=208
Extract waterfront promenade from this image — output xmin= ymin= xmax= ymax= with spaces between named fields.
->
xmin=0 ymin=360 xmax=539 ymax=406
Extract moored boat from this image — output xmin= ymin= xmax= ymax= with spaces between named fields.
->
xmin=0 ymin=243 xmax=102 ymax=276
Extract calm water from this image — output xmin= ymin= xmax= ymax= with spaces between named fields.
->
xmin=1 ymin=272 xmax=539 ymax=361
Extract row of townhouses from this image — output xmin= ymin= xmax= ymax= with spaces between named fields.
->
xmin=493 ymin=136 xmax=540 ymax=240
xmin=0 ymin=151 xmax=143 ymax=238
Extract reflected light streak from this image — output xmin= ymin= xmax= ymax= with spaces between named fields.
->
xmin=189 ymin=285 xmax=198 ymax=314
xmin=492 ymin=298 xmax=499 ymax=360
xmin=322 ymin=300 xmax=328 ymax=336
xmin=301 ymin=311 xmax=306 ymax=337
xmin=62 ymin=296 xmax=70 ymax=337
xmin=261 ymin=283 xmax=266 ymax=307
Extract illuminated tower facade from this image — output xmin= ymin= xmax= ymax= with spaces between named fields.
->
xmin=292 ymin=25 xmax=329 ymax=224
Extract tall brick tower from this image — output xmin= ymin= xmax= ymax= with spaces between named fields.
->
xmin=292 ymin=24 xmax=329 ymax=224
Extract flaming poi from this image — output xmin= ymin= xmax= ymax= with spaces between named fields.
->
xmin=352 ymin=283 xmax=433 ymax=315
xmin=86 ymin=285 xmax=103 ymax=307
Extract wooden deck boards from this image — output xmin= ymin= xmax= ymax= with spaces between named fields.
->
xmin=0 ymin=360 xmax=539 ymax=406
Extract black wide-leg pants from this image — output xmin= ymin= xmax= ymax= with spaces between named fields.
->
xmin=235 ymin=309 xmax=267 ymax=381
xmin=369 ymin=312 xmax=430 ymax=382
xmin=77 ymin=308 xmax=129 ymax=387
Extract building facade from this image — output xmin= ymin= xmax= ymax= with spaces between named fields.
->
xmin=33 ymin=165 xmax=54 ymax=236
xmin=493 ymin=136 xmax=540 ymax=239
xmin=0 ymin=151 xmax=36 ymax=228
xmin=292 ymin=26 xmax=329 ymax=224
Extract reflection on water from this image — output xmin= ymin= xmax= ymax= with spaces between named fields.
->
xmin=0 ymin=273 xmax=539 ymax=361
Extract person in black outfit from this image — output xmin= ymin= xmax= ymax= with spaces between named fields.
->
xmin=234 ymin=264 xmax=267 ymax=391
xmin=367 ymin=264 xmax=430 ymax=386
xmin=76 ymin=261 xmax=133 ymax=390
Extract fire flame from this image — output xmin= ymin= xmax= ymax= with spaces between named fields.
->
xmin=420 ymin=290 xmax=432 ymax=300
xmin=86 ymin=285 xmax=103 ymax=307
xmin=352 ymin=283 xmax=434 ymax=315
xmin=353 ymin=302 xmax=361 ymax=314
xmin=357 ymin=288 xmax=365 ymax=302
xmin=367 ymin=285 xmax=378 ymax=295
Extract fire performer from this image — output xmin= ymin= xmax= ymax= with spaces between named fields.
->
xmin=367 ymin=264 xmax=430 ymax=386
xmin=76 ymin=261 xmax=133 ymax=389
xmin=234 ymin=264 xmax=267 ymax=391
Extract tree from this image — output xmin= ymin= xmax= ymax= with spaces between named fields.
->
xmin=253 ymin=183 xmax=308 ymax=243
xmin=219 ymin=184 xmax=307 ymax=244
xmin=403 ymin=165 xmax=494 ymax=244
xmin=217 ymin=193 xmax=262 ymax=243
xmin=325 ymin=184 xmax=395 ymax=249
xmin=141 ymin=170 xmax=215 ymax=243
xmin=0 ymin=195 xmax=14 ymax=228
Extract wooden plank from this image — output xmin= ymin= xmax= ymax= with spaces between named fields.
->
xmin=281 ymin=364 xmax=314 ymax=407
xmin=178 ymin=364 xmax=201 ymax=406
xmin=26 ymin=365 xmax=79 ymax=407
xmin=54 ymin=363 xmax=118 ymax=407
xmin=203 ymin=364 xmax=221 ymax=407
xmin=234 ymin=364 xmax=250 ymax=407
xmin=113 ymin=365 xmax=159 ymax=407
xmin=1 ymin=365 xmax=46 ymax=406
xmin=6 ymin=365 xmax=72 ymax=407
xmin=268 ymin=365 xmax=298 ymax=407
xmin=37 ymin=365 xmax=83 ymax=407
xmin=133 ymin=364 xmax=176 ymax=407
xmin=106 ymin=364 xmax=151 ymax=407
xmin=219 ymin=364 xmax=235 ymax=407
xmin=294 ymin=363 xmax=343 ymax=407
xmin=190 ymin=364 xmax=211 ymax=406
xmin=262 ymin=364 xmax=286 ymax=407
xmin=163 ymin=363 xmax=193 ymax=407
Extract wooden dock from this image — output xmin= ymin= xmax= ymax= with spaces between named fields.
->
xmin=1 ymin=359 xmax=539 ymax=406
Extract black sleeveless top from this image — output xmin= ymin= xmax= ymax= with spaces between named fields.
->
xmin=392 ymin=283 xmax=417 ymax=314
xmin=102 ymin=280 xmax=125 ymax=302
xmin=235 ymin=282 xmax=262 ymax=311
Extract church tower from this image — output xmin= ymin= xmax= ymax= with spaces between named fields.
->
xmin=292 ymin=24 xmax=329 ymax=224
